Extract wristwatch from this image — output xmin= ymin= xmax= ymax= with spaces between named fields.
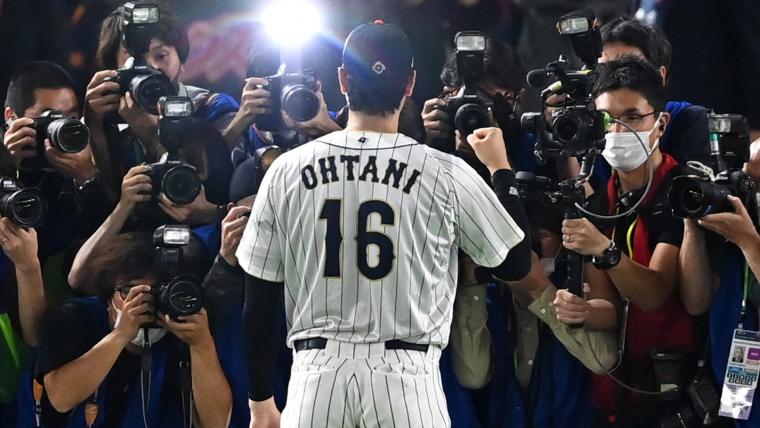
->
xmin=74 ymin=173 xmax=100 ymax=193
xmin=592 ymin=240 xmax=622 ymax=270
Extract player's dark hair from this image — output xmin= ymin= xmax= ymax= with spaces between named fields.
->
xmin=4 ymin=61 xmax=77 ymax=114
xmin=592 ymin=56 xmax=666 ymax=112
xmin=601 ymin=16 xmax=672 ymax=73
xmin=398 ymin=98 xmax=426 ymax=142
xmin=440 ymin=38 xmax=525 ymax=91
xmin=345 ymin=72 xmax=411 ymax=116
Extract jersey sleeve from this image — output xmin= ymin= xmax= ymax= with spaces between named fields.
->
xmin=447 ymin=157 xmax=525 ymax=268
xmin=236 ymin=162 xmax=285 ymax=282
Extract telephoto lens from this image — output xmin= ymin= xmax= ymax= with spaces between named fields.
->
xmin=32 ymin=110 xmax=90 ymax=153
xmin=0 ymin=178 xmax=47 ymax=228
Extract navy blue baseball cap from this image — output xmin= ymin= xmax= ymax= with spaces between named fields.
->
xmin=342 ymin=20 xmax=414 ymax=88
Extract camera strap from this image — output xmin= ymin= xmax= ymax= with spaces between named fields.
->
xmin=140 ymin=338 xmax=152 ymax=428
xmin=178 ymin=344 xmax=192 ymax=428
xmin=718 ymin=262 xmax=760 ymax=420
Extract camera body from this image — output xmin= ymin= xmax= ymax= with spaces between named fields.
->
xmin=145 ymin=96 xmax=202 ymax=205
xmin=22 ymin=109 xmax=91 ymax=170
xmin=0 ymin=177 xmax=47 ymax=228
xmin=520 ymin=9 xmax=606 ymax=161
xmin=255 ymin=70 xmax=320 ymax=132
xmin=432 ymin=31 xmax=491 ymax=153
xmin=104 ymin=60 xmax=176 ymax=115
xmin=152 ymin=225 xmax=203 ymax=319
xmin=669 ymin=113 xmax=754 ymax=218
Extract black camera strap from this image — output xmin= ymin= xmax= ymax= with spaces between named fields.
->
xmin=140 ymin=334 xmax=152 ymax=428
xmin=177 ymin=343 xmax=193 ymax=428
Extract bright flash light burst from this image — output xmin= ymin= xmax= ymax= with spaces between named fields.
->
xmin=261 ymin=0 xmax=324 ymax=48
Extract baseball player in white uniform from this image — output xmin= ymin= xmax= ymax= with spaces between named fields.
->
xmin=238 ymin=20 xmax=532 ymax=428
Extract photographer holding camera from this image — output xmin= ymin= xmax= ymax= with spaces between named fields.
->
xmin=36 ymin=231 xmax=231 ymax=428
xmin=85 ymin=3 xmax=237 ymax=204
xmin=678 ymin=117 xmax=760 ymax=425
xmin=228 ymin=46 xmax=342 ymax=167
xmin=558 ymin=56 xmax=697 ymax=426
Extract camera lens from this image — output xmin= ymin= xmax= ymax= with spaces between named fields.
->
xmin=455 ymin=103 xmax=490 ymax=136
xmin=669 ymin=176 xmax=732 ymax=218
xmin=47 ymin=119 xmax=90 ymax=153
xmin=160 ymin=275 xmax=203 ymax=317
xmin=162 ymin=165 xmax=201 ymax=205
xmin=130 ymin=73 xmax=175 ymax=115
xmin=0 ymin=189 xmax=46 ymax=228
xmin=281 ymin=84 xmax=320 ymax=122
xmin=553 ymin=110 xmax=588 ymax=145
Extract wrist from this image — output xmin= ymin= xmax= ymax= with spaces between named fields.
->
xmin=737 ymin=231 xmax=760 ymax=254
xmin=109 ymin=329 xmax=133 ymax=348
xmin=14 ymin=259 xmax=41 ymax=275
xmin=188 ymin=333 xmax=215 ymax=353
xmin=220 ymin=252 xmax=238 ymax=267
xmin=487 ymin=160 xmax=512 ymax=175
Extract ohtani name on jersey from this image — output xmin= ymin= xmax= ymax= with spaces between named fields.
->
xmin=301 ymin=155 xmax=421 ymax=194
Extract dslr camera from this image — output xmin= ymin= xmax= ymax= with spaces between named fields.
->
xmin=145 ymin=96 xmax=202 ymax=205
xmin=152 ymin=224 xmax=204 ymax=319
xmin=104 ymin=57 xmax=177 ymax=115
xmin=520 ymin=9 xmax=608 ymax=160
xmin=17 ymin=109 xmax=91 ymax=170
xmin=432 ymin=31 xmax=493 ymax=153
xmin=255 ymin=65 xmax=321 ymax=132
xmin=0 ymin=177 xmax=47 ymax=228
xmin=669 ymin=113 xmax=755 ymax=218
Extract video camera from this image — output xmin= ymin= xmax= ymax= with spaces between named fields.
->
xmin=430 ymin=31 xmax=492 ymax=153
xmin=669 ymin=113 xmax=756 ymax=218
xmin=254 ymin=64 xmax=321 ymax=132
xmin=520 ymin=9 xmax=608 ymax=161
xmin=145 ymin=96 xmax=202 ymax=205
xmin=152 ymin=224 xmax=204 ymax=319
xmin=0 ymin=177 xmax=46 ymax=228
xmin=104 ymin=57 xmax=177 ymax=116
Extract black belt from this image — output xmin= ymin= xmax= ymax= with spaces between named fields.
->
xmin=294 ymin=338 xmax=428 ymax=353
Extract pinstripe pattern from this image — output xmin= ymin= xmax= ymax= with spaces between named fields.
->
xmin=237 ymin=130 xmax=523 ymax=348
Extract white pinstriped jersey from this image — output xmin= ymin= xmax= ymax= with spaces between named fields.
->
xmin=237 ymin=130 xmax=524 ymax=348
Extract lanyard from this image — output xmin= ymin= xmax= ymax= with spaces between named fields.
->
xmin=625 ymin=217 xmax=639 ymax=257
xmin=740 ymin=262 xmax=750 ymax=329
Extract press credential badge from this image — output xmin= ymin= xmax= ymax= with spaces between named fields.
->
xmin=720 ymin=329 xmax=760 ymax=419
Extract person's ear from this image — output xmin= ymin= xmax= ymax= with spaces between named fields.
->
xmin=659 ymin=66 xmax=668 ymax=85
xmin=338 ymin=67 xmax=349 ymax=94
xmin=656 ymin=111 xmax=671 ymax=139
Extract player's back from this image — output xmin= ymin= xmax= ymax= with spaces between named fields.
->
xmin=242 ymin=129 xmax=521 ymax=347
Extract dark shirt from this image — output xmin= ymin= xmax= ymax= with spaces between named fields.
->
xmin=35 ymin=300 xmax=182 ymax=428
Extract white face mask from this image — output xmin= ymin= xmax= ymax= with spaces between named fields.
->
xmin=112 ymin=300 xmax=167 ymax=347
xmin=602 ymin=113 xmax=662 ymax=172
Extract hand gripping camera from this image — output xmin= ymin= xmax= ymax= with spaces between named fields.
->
xmin=520 ymin=9 xmax=608 ymax=161
xmin=21 ymin=109 xmax=91 ymax=170
xmin=152 ymin=224 xmax=204 ymax=319
xmin=430 ymin=31 xmax=492 ymax=153
xmin=0 ymin=177 xmax=47 ymax=228
xmin=669 ymin=113 xmax=755 ymax=218
xmin=255 ymin=64 xmax=321 ymax=132
xmin=146 ymin=96 xmax=202 ymax=205
xmin=104 ymin=57 xmax=177 ymax=115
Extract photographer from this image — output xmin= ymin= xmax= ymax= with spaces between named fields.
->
xmin=36 ymin=231 xmax=231 ymax=428
xmin=421 ymin=37 xmax=537 ymax=175
xmin=229 ymin=47 xmax=341 ymax=166
xmin=599 ymin=16 xmax=711 ymax=167
xmin=561 ymin=57 xmax=696 ymax=426
xmin=3 ymin=61 xmax=109 ymax=254
xmin=201 ymin=150 xmax=293 ymax=428
xmin=85 ymin=4 xmax=237 ymax=201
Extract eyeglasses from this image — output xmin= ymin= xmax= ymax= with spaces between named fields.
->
xmin=115 ymin=284 xmax=154 ymax=300
xmin=606 ymin=110 xmax=658 ymax=130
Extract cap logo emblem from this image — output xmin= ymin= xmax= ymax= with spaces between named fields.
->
xmin=372 ymin=61 xmax=386 ymax=75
